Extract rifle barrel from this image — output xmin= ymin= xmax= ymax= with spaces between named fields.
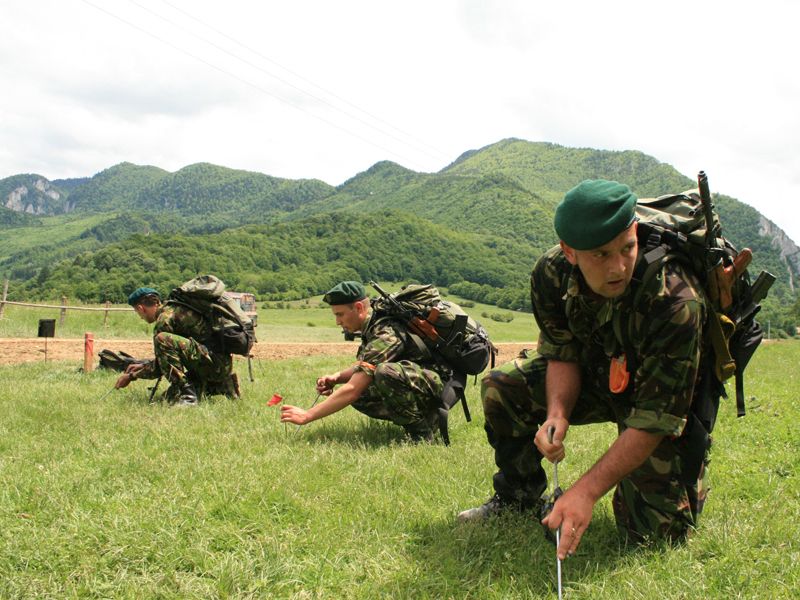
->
xmin=697 ymin=171 xmax=717 ymax=248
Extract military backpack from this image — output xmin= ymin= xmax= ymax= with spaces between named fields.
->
xmin=167 ymin=275 xmax=256 ymax=357
xmin=616 ymin=172 xmax=774 ymax=435
xmin=369 ymin=282 xmax=497 ymax=445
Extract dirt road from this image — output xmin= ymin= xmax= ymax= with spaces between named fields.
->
xmin=0 ymin=338 xmax=531 ymax=367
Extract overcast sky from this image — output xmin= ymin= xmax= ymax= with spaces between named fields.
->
xmin=2 ymin=1 xmax=798 ymax=242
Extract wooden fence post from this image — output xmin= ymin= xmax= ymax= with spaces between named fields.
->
xmin=103 ymin=301 xmax=110 ymax=328
xmin=0 ymin=279 xmax=8 ymax=320
xmin=84 ymin=332 xmax=95 ymax=373
xmin=60 ymin=296 xmax=68 ymax=326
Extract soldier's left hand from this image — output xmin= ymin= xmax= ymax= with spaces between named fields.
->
xmin=280 ymin=405 xmax=310 ymax=425
xmin=124 ymin=363 xmax=145 ymax=378
xmin=541 ymin=486 xmax=594 ymax=560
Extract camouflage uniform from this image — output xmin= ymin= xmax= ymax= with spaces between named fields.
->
xmin=135 ymin=304 xmax=236 ymax=399
xmin=351 ymin=308 xmax=446 ymax=438
xmin=482 ymin=244 xmax=710 ymax=543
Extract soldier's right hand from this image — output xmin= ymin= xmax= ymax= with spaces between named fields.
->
xmin=315 ymin=373 xmax=338 ymax=396
xmin=535 ymin=418 xmax=569 ymax=463
xmin=115 ymin=372 xmax=132 ymax=389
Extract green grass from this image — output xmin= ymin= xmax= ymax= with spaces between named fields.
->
xmin=0 ymin=342 xmax=797 ymax=598
xmin=0 ymin=213 xmax=109 ymax=261
xmin=0 ymin=303 xmax=149 ymax=339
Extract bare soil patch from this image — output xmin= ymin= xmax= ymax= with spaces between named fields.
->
xmin=0 ymin=338 xmax=531 ymax=367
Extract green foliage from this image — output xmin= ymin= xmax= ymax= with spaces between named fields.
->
xmin=0 ymin=206 xmax=40 ymax=227
xmin=65 ymin=162 xmax=169 ymax=212
xmin=15 ymin=210 xmax=532 ymax=305
xmin=482 ymin=311 xmax=515 ymax=323
xmin=136 ymin=162 xmax=334 ymax=217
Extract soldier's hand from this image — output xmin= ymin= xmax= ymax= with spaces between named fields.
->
xmin=315 ymin=373 xmax=338 ymax=396
xmin=280 ymin=405 xmax=310 ymax=425
xmin=124 ymin=363 xmax=145 ymax=378
xmin=535 ymin=418 xmax=568 ymax=463
xmin=541 ymin=486 xmax=593 ymax=560
xmin=115 ymin=372 xmax=132 ymax=389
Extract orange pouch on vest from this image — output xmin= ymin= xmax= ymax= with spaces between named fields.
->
xmin=609 ymin=355 xmax=630 ymax=394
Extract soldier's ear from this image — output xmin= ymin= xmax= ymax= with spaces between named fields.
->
xmin=560 ymin=241 xmax=578 ymax=265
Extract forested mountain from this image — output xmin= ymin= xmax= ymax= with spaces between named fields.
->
xmin=2 ymin=139 xmax=798 ymax=334
xmin=63 ymin=163 xmax=169 ymax=212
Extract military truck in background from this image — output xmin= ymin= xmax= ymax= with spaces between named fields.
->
xmin=227 ymin=291 xmax=258 ymax=327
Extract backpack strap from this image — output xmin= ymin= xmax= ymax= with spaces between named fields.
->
xmin=439 ymin=372 xmax=469 ymax=446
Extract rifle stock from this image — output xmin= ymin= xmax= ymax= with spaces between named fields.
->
xmin=369 ymin=281 xmax=442 ymax=343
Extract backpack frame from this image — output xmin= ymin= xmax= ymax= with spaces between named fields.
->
xmin=166 ymin=275 xmax=256 ymax=357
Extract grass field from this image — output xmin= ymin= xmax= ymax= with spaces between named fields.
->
xmin=0 ymin=320 xmax=797 ymax=598
xmin=0 ymin=213 xmax=110 ymax=262
xmin=0 ymin=290 xmax=539 ymax=344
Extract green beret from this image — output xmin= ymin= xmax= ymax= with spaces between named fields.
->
xmin=323 ymin=281 xmax=367 ymax=305
xmin=127 ymin=287 xmax=160 ymax=306
xmin=554 ymin=179 xmax=637 ymax=250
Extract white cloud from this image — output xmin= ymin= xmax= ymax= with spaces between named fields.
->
xmin=1 ymin=0 xmax=798 ymax=242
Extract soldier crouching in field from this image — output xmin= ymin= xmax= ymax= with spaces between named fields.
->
xmin=114 ymin=287 xmax=238 ymax=406
xmin=458 ymin=180 xmax=714 ymax=557
xmin=280 ymin=281 xmax=442 ymax=442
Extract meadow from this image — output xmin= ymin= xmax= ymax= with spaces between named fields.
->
xmin=0 ymin=300 xmax=797 ymax=598
xmin=0 ymin=288 xmax=539 ymax=343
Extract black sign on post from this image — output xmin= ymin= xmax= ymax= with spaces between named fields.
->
xmin=38 ymin=318 xmax=56 ymax=362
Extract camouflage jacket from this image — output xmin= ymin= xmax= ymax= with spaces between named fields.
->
xmin=136 ymin=303 xmax=230 ymax=379
xmin=352 ymin=307 xmax=443 ymax=378
xmin=530 ymin=244 xmax=707 ymax=436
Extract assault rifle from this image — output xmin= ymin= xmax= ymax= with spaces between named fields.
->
xmin=698 ymin=171 xmax=775 ymax=417
xmin=369 ymin=281 xmax=443 ymax=345
xmin=698 ymin=171 xmax=753 ymax=313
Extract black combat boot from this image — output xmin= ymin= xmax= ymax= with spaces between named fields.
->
xmin=176 ymin=381 xmax=198 ymax=406
xmin=403 ymin=409 xmax=438 ymax=443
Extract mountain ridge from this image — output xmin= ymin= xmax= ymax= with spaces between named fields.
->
xmin=1 ymin=139 xmax=797 ymax=333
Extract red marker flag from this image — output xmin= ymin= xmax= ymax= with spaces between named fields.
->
xmin=267 ymin=393 xmax=283 ymax=406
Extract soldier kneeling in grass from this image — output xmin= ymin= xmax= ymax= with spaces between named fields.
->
xmin=115 ymin=287 xmax=238 ymax=406
xmin=459 ymin=179 xmax=734 ymax=557
xmin=280 ymin=281 xmax=443 ymax=442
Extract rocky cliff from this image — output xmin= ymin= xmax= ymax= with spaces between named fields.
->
xmin=1 ymin=176 xmax=69 ymax=214
xmin=760 ymin=216 xmax=799 ymax=291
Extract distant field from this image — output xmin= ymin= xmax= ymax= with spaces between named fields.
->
xmin=0 ymin=289 xmax=539 ymax=344
xmin=0 ymin=213 xmax=109 ymax=261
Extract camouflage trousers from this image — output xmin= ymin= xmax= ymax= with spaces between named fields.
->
xmin=481 ymin=349 xmax=710 ymax=544
xmin=153 ymin=332 xmax=235 ymax=398
xmin=352 ymin=360 xmax=443 ymax=436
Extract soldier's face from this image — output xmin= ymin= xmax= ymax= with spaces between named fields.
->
xmin=331 ymin=301 xmax=366 ymax=333
xmin=562 ymin=223 xmax=638 ymax=299
xmin=134 ymin=303 xmax=159 ymax=324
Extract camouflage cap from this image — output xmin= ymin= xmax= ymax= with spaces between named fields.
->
xmin=127 ymin=287 xmax=160 ymax=306
xmin=323 ymin=281 xmax=367 ymax=305
xmin=554 ymin=179 xmax=637 ymax=250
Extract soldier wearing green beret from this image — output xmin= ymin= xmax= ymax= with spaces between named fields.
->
xmin=460 ymin=180 xmax=712 ymax=557
xmin=115 ymin=286 xmax=236 ymax=405
xmin=280 ymin=280 xmax=442 ymax=442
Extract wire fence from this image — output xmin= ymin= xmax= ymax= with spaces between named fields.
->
xmin=0 ymin=279 xmax=132 ymax=327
